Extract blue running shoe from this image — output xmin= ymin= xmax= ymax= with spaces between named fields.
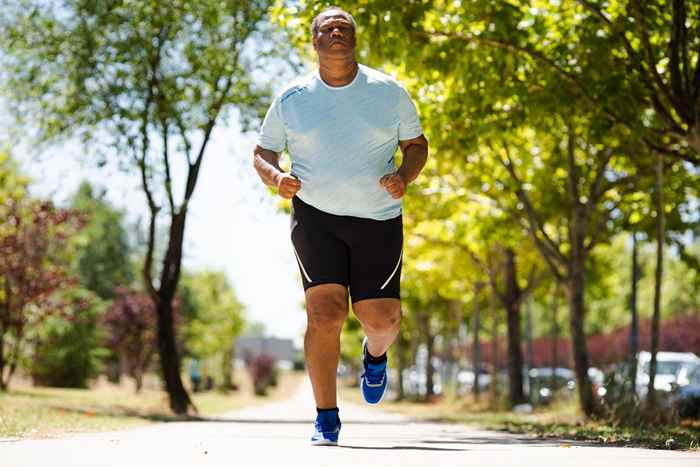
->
xmin=361 ymin=337 xmax=389 ymax=404
xmin=310 ymin=410 xmax=341 ymax=446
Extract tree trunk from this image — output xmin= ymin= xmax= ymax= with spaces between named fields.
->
xmin=647 ymin=153 xmax=665 ymax=410
xmin=148 ymin=211 xmax=194 ymax=415
xmin=567 ymin=254 xmax=595 ymax=417
xmin=134 ymin=367 xmax=143 ymax=393
xmin=222 ymin=349 xmax=234 ymax=390
xmin=472 ymin=284 xmax=482 ymax=400
xmin=395 ymin=332 xmax=406 ymax=401
xmin=489 ymin=292 xmax=499 ymax=407
xmin=425 ymin=331 xmax=435 ymax=400
xmin=155 ymin=297 xmax=193 ymax=414
xmin=550 ymin=283 xmax=560 ymax=392
xmin=525 ymin=297 xmax=534 ymax=376
xmin=0 ymin=322 xmax=5 ymax=391
xmin=628 ymin=231 xmax=640 ymax=392
xmin=503 ymin=248 xmax=526 ymax=407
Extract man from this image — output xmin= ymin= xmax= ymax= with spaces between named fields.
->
xmin=253 ymin=6 xmax=428 ymax=446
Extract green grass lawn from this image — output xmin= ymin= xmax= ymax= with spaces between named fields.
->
xmin=0 ymin=370 xmax=305 ymax=440
xmin=340 ymin=386 xmax=700 ymax=451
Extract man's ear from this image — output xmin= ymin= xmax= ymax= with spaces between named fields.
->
xmin=312 ymin=36 xmax=318 ymax=51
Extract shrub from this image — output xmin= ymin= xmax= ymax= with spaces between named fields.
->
xmin=29 ymin=289 xmax=109 ymax=388
xmin=245 ymin=352 xmax=276 ymax=396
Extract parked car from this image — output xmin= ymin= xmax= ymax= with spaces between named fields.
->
xmin=636 ymin=351 xmax=700 ymax=396
xmin=673 ymin=363 xmax=700 ymax=419
xmin=402 ymin=366 xmax=442 ymax=396
xmin=456 ymin=367 xmax=492 ymax=395
xmin=525 ymin=367 xmax=576 ymax=404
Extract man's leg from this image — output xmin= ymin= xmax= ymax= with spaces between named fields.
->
xmin=352 ymin=298 xmax=401 ymax=358
xmin=304 ymin=283 xmax=349 ymax=409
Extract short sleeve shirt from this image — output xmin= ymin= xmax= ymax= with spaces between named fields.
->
xmin=257 ymin=64 xmax=423 ymax=220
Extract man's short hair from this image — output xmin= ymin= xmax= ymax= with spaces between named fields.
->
xmin=311 ymin=7 xmax=356 ymax=36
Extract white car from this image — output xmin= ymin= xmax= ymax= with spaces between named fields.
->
xmin=636 ymin=351 xmax=700 ymax=396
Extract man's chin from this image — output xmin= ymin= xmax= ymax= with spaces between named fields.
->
xmin=320 ymin=47 xmax=354 ymax=58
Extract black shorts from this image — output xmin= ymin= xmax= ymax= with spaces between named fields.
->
xmin=290 ymin=196 xmax=403 ymax=303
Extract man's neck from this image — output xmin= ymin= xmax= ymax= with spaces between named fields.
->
xmin=318 ymin=58 xmax=358 ymax=87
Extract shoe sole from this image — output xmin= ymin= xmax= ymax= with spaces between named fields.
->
xmin=310 ymin=439 xmax=338 ymax=446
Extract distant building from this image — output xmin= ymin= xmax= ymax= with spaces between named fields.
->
xmin=234 ymin=336 xmax=298 ymax=370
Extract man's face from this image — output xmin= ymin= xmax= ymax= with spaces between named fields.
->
xmin=312 ymin=11 xmax=356 ymax=59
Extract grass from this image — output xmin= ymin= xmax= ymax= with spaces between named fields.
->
xmin=0 ymin=370 xmax=305 ymax=440
xmin=340 ymin=386 xmax=700 ymax=451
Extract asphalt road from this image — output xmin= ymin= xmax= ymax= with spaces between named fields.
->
xmin=2 ymin=378 xmax=699 ymax=467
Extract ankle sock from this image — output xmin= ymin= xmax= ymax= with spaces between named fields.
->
xmin=316 ymin=407 xmax=339 ymax=415
xmin=365 ymin=350 xmax=387 ymax=364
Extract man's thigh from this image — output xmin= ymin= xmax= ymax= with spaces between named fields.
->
xmin=347 ymin=215 xmax=403 ymax=303
xmin=291 ymin=196 xmax=350 ymax=290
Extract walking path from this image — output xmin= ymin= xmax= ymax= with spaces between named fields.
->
xmin=2 ymin=377 xmax=699 ymax=466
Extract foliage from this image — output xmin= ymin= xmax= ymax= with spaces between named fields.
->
xmin=244 ymin=352 xmax=276 ymax=396
xmin=70 ymin=181 xmax=134 ymax=299
xmin=102 ymin=287 xmax=161 ymax=392
xmin=0 ymin=0 xmax=285 ymax=413
xmin=28 ymin=288 xmax=108 ymax=388
xmin=0 ymin=152 xmax=87 ymax=389
xmin=178 ymin=270 xmax=245 ymax=389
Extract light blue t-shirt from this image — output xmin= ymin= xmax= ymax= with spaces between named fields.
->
xmin=257 ymin=64 xmax=423 ymax=221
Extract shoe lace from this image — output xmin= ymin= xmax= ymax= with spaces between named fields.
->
xmin=316 ymin=415 xmax=340 ymax=433
xmin=364 ymin=361 xmax=386 ymax=385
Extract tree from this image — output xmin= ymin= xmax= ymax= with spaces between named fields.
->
xmin=280 ymin=0 xmax=700 ymax=414
xmin=29 ymin=288 xmax=107 ymax=388
xmin=103 ymin=287 xmax=160 ymax=392
xmin=0 ymin=152 xmax=86 ymax=389
xmin=2 ymin=0 xmax=274 ymax=414
xmin=70 ymin=181 xmax=134 ymax=300
xmin=178 ymin=270 xmax=245 ymax=390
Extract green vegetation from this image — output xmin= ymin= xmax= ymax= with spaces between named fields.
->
xmin=0 ymin=370 xmax=304 ymax=439
xmin=341 ymin=389 xmax=700 ymax=451
xmin=1 ymin=0 xmax=699 ymax=442
xmin=281 ymin=0 xmax=700 ymax=419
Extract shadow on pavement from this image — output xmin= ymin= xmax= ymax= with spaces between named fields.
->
xmin=49 ymin=406 xmax=430 ymax=425
xmin=337 ymin=444 xmax=468 ymax=451
xmin=421 ymin=437 xmax=593 ymax=448
xmin=47 ymin=406 xmax=604 ymax=450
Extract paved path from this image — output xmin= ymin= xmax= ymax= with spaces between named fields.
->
xmin=2 ymin=378 xmax=699 ymax=466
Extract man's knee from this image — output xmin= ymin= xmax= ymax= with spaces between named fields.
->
xmin=306 ymin=288 xmax=349 ymax=331
xmin=357 ymin=301 xmax=401 ymax=335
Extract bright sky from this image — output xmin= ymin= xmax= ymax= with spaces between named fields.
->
xmin=15 ymin=119 xmax=308 ymax=345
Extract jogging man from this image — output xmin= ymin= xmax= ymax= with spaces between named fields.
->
xmin=253 ymin=7 xmax=428 ymax=446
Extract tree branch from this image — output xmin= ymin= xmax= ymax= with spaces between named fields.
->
xmin=183 ymin=70 xmax=237 ymax=205
xmin=160 ymin=119 xmax=176 ymax=214
xmin=577 ymin=0 xmax=683 ymax=131
xmin=584 ymin=147 xmax=614 ymax=222
xmin=494 ymin=140 xmax=566 ymax=267
xmin=632 ymin=0 xmax=685 ymax=119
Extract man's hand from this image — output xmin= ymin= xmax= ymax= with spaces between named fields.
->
xmin=275 ymin=173 xmax=302 ymax=199
xmin=379 ymin=172 xmax=407 ymax=199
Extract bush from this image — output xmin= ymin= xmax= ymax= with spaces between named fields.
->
xmin=245 ymin=353 xmax=276 ymax=396
xmin=29 ymin=289 xmax=109 ymax=388
xmin=598 ymin=365 xmax=677 ymax=426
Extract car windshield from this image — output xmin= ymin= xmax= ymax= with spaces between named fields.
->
xmin=690 ymin=367 xmax=700 ymax=385
xmin=643 ymin=361 xmax=682 ymax=376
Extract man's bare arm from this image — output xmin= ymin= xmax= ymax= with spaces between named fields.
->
xmin=253 ymin=145 xmax=301 ymax=198
xmin=380 ymin=134 xmax=429 ymax=199
xmin=397 ymin=134 xmax=429 ymax=184
xmin=253 ymin=145 xmax=283 ymax=187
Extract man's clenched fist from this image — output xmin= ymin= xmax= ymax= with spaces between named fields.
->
xmin=276 ymin=173 xmax=302 ymax=199
xmin=379 ymin=172 xmax=407 ymax=199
